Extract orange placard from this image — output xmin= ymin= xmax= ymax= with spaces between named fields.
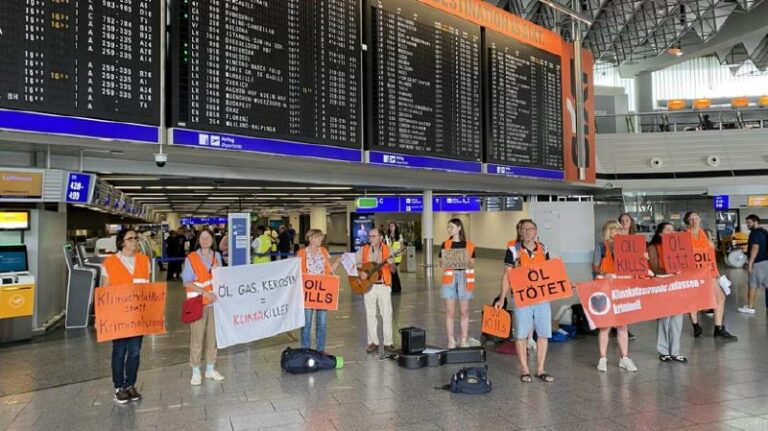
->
xmin=662 ymin=231 xmax=696 ymax=273
xmin=481 ymin=305 xmax=511 ymax=338
xmin=731 ymin=97 xmax=749 ymax=108
xmin=693 ymin=248 xmax=719 ymax=278
xmin=693 ymin=98 xmax=711 ymax=109
xmin=303 ymin=274 xmax=339 ymax=311
xmin=576 ymin=268 xmax=716 ymax=328
xmin=614 ymin=234 xmax=650 ymax=277
xmin=667 ymin=99 xmax=686 ymax=110
xmin=94 ymin=283 xmax=167 ymax=342
xmin=506 ymin=258 xmax=573 ymax=307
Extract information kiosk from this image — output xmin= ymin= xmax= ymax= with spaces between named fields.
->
xmin=63 ymin=244 xmax=97 ymax=329
xmin=0 ymin=244 xmax=35 ymax=343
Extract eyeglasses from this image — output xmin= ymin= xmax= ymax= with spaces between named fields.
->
xmin=124 ymin=237 xmax=138 ymax=241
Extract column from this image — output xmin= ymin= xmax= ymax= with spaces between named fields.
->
xmin=634 ymin=71 xmax=653 ymax=132
xmin=310 ymin=207 xmax=327 ymax=233
xmin=422 ymin=190 xmax=433 ymax=276
xmin=166 ymin=212 xmax=180 ymax=230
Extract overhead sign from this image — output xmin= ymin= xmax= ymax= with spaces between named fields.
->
xmin=181 ymin=217 xmax=228 ymax=225
xmin=748 ymin=195 xmax=768 ymax=207
xmin=0 ymin=170 xmax=43 ymax=200
xmin=354 ymin=196 xmax=481 ymax=213
xmin=64 ymin=173 xmax=94 ymax=204
xmin=713 ymin=195 xmax=729 ymax=211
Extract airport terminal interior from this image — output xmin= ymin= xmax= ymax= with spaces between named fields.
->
xmin=1 ymin=0 xmax=768 ymax=430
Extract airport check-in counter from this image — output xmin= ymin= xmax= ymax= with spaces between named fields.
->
xmin=63 ymin=244 xmax=97 ymax=329
xmin=0 ymin=245 xmax=35 ymax=343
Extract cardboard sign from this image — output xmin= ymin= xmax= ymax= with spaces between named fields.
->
xmin=441 ymin=248 xmax=470 ymax=269
xmin=662 ymin=231 xmax=696 ymax=273
xmin=576 ymin=268 xmax=716 ymax=329
xmin=94 ymin=283 xmax=167 ymax=342
xmin=693 ymin=247 xmax=719 ymax=278
xmin=506 ymin=258 xmax=573 ymax=308
xmin=303 ymin=274 xmax=340 ymax=311
xmin=614 ymin=234 xmax=649 ymax=276
xmin=481 ymin=305 xmax=511 ymax=339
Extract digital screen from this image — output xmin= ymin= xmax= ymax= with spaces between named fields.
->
xmin=0 ymin=211 xmax=30 ymax=230
xmin=369 ymin=0 xmax=482 ymax=162
xmin=486 ymin=30 xmax=563 ymax=170
xmin=171 ymin=0 xmax=361 ymax=150
xmin=0 ymin=248 xmax=28 ymax=272
xmin=0 ymin=1 xmax=161 ymax=125
xmin=713 ymin=195 xmax=729 ymax=210
xmin=65 ymin=173 xmax=93 ymax=204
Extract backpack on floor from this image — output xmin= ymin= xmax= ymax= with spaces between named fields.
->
xmin=443 ymin=366 xmax=492 ymax=394
xmin=571 ymin=304 xmax=597 ymax=336
xmin=280 ymin=347 xmax=343 ymax=374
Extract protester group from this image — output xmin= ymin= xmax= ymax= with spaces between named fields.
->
xmin=98 ymin=211 xmax=768 ymax=403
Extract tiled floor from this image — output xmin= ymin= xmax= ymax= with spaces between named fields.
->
xmin=1 ymin=255 xmax=766 ymax=431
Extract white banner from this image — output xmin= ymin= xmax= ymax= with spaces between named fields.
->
xmin=212 ymin=258 xmax=304 ymax=349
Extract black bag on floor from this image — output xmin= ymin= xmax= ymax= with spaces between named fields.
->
xmin=444 ymin=366 xmax=492 ymax=394
xmin=571 ymin=304 xmax=597 ymax=336
xmin=444 ymin=347 xmax=486 ymax=364
xmin=280 ymin=347 xmax=343 ymax=374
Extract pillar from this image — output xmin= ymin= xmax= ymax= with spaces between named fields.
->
xmin=166 ymin=212 xmax=180 ymax=230
xmin=634 ymin=71 xmax=653 ymax=113
xmin=422 ymin=190 xmax=433 ymax=275
xmin=310 ymin=206 xmax=327 ymax=233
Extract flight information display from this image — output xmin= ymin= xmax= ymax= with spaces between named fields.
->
xmin=486 ymin=30 xmax=563 ymax=170
xmin=172 ymin=0 xmax=361 ymax=149
xmin=0 ymin=0 xmax=161 ymax=125
xmin=370 ymin=0 xmax=482 ymax=162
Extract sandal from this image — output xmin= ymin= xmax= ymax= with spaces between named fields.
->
xmin=520 ymin=374 xmax=532 ymax=383
xmin=536 ymin=373 xmax=554 ymax=383
xmin=659 ymin=354 xmax=672 ymax=362
xmin=672 ymin=355 xmax=688 ymax=363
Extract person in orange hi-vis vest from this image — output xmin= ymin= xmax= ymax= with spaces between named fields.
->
xmin=356 ymin=227 xmax=396 ymax=354
xmin=684 ymin=211 xmax=737 ymax=340
xmin=495 ymin=219 xmax=555 ymax=383
xmin=297 ymin=229 xmax=341 ymax=354
xmin=100 ymin=228 xmax=151 ymax=405
xmin=182 ymin=228 xmax=225 ymax=386
xmin=439 ymin=218 xmax=477 ymax=349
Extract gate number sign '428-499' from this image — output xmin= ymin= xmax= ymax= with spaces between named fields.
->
xmin=65 ymin=173 xmax=93 ymax=204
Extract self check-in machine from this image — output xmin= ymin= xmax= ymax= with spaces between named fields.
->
xmin=0 ymin=244 xmax=35 ymax=342
xmin=63 ymin=243 xmax=97 ymax=329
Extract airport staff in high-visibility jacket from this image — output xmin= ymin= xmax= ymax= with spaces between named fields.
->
xmin=251 ymin=225 xmax=272 ymax=264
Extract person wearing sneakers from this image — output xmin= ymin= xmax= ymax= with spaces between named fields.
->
xmin=738 ymin=215 xmax=768 ymax=314
xmin=182 ymin=228 xmax=225 ymax=385
xmin=297 ymin=229 xmax=341 ymax=354
xmin=440 ymin=218 xmax=477 ymax=349
xmin=357 ymin=227 xmax=396 ymax=354
xmin=495 ymin=219 xmax=555 ymax=383
xmin=592 ymin=220 xmax=638 ymax=372
xmin=648 ymin=223 xmax=687 ymax=363
xmin=100 ymin=228 xmax=151 ymax=404
xmin=685 ymin=211 xmax=737 ymax=340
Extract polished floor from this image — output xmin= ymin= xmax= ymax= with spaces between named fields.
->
xmin=1 ymin=254 xmax=768 ymax=431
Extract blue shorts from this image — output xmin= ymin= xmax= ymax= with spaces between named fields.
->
xmin=441 ymin=270 xmax=473 ymax=300
xmin=513 ymin=302 xmax=552 ymax=339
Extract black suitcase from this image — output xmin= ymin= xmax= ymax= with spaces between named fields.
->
xmin=397 ymin=352 xmax=427 ymax=369
xmin=425 ymin=350 xmax=446 ymax=367
xmin=400 ymin=327 xmax=426 ymax=354
xmin=444 ymin=347 xmax=486 ymax=364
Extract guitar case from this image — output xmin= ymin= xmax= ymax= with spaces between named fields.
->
xmin=444 ymin=347 xmax=486 ymax=364
xmin=396 ymin=349 xmax=446 ymax=369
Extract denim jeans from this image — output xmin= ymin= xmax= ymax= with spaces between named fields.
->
xmin=301 ymin=309 xmax=328 ymax=351
xmin=112 ymin=336 xmax=143 ymax=389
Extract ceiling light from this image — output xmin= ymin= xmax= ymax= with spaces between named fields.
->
xmin=114 ymin=186 xmax=143 ymax=190
xmin=218 ymin=186 xmax=264 ymax=190
xmin=308 ymin=187 xmax=353 ymax=190
xmin=667 ymin=47 xmax=683 ymax=56
xmin=102 ymin=176 xmax=162 ymax=181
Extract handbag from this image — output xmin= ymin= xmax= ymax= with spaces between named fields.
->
xmin=181 ymin=295 xmax=204 ymax=324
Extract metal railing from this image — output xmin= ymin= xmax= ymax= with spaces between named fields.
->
xmin=595 ymin=107 xmax=768 ymax=134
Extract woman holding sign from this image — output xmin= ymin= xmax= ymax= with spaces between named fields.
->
xmin=182 ymin=229 xmax=225 ymax=386
xmin=440 ymin=219 xmax=477 ymax=349
xmin=592 ymin=220 xmax=638 ymax=372
xmin=297 ymin=229 xmax=340 ymax=354
xmin=684 ymin=211 xmax=737 ymax=340
xmin=495 ymin=219 xmax=555 ymax=383
xmin=647 ymin=223 xmax=688 ymax=363
xmin=100 ymin=228 xmax=151 ymax=404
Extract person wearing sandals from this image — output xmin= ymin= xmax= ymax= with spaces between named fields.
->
xmin=297 ymin=229 xmax=341 ymax=355
xmin=495 ymin=219 xmax=554 ymax=383
xmin=592 ymin=220 xmax=638 ymax=372
xmin=182 ymin=228 xmax=225 ymax=385
xmin=647 ymin=222 xmax=687 ymax=364
xmin=440 ymin=219 xmax=477 ymax=349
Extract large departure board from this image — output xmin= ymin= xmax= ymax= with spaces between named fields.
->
xmin=486 ymin=30 xmax=563 ymax=170
xmin=369 ymin=0 xmax=482 ymax=162
xmin=172 ymin=0 xmax=361 ymax=149
xmin=0 ymin=0 xmax=160 ymax=126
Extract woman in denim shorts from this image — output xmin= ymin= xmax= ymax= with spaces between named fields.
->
xmin=440 ymin=219 xmax=476 ymax=349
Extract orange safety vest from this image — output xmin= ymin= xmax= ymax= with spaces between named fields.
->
xmin=517 ymin=241 xmax=547 ymax=267
xmin=185 ymin=251 xmax=217 ymax=305
xmin=506 ymin=239 xmax=517 ymax=248
xmin=690 ymin=229 xmax=712 ymax=250
xmin=361 ymin=243 xmax=392 ymax=286
xmin=599 ymin=241 xmax=617 ymax=275
xmin=441 ymin=239 xmax=476 ymax=291
xmin=102 ymin=253 xmax=150 ymax=286
xmin=653 ymin=243 xmax=667 ymax=274
xmin=297 ymin=247 xmax=333 ymax=275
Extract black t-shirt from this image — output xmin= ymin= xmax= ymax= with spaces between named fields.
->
xmin=439 ymin=241 xmax=476 ymax=258
xmin=748 ymin=228 xmax=768 ymax=263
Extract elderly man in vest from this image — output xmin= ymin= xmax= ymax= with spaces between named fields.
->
xmin=356 ymin=227 xmax=396 ymax=353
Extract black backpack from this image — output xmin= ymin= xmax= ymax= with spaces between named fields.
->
xmin=280 ymin=347 xmax=342 ymax=374
xmin=571 ymin=304 xmax=597 ymax=336
xmin=444 ymin=366 xmax=492 ymax=394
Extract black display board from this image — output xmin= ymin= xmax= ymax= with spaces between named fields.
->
xmin=486 ymin=30 xmax=563 ymax=170
xmin=171 ymin=0 xmax=361 ymax=149
xmin=368 ymin=0 xmax=482 ymax=162
xmin=0 ymin=1 xmax=161 ymax=125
